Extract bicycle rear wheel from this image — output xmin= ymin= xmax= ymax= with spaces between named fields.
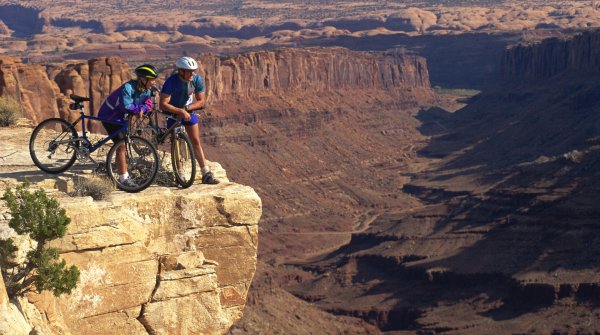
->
xmin=29 ymin=118 xmax=78 ymax=174
xmin=171 ymin=132 xmax=196 ymax=188
xmin=106 ymin=136 xmax=159 ymax=192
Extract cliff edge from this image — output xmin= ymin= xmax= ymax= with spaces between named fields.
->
xmin=0 ymin=125 xmax=262 ymax=335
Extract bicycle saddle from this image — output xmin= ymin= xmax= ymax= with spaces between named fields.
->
xmin=70 ymin=94 xmax=91 ymax=103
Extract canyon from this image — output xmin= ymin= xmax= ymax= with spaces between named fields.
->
xmin=277 ymin=29 xmax=600 ymax=333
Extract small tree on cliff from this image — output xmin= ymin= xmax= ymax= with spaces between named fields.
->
xmin=0 ymin=183 xmax=79 ymax=299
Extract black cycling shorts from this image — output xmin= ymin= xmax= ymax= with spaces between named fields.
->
xmin=102 ymin=122 xmax=125 ymax=143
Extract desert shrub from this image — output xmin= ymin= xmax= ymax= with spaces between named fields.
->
xmin=70 ymin=175 xmax=113 ymax=200
xmin=0 ymin=96 xmax=21 ymax=127
xmin=1 ymin=183 xmax=79 ymax=298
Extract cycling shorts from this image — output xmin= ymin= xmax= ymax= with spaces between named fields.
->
xmin=102 ymin=122 xmax=126 ymax=143
xmin=167 ymin=113 xmax=198 ymax=129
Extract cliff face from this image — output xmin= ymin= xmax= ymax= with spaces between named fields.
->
xmin=0 ymin=57 xmax=62 ymax=124
xmin=502 ymin=30 xmax=600 ymax=81
xmin=0 ymin=47 xmax=432 ymax=127
xmin=0 ymin=125 xmax=262 ymax=334
xmin=199 ymin=48 xmax=430 ymax=103
xmin=0 ymin=56 xmax=131 ymax=131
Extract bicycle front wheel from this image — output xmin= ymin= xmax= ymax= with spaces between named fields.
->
xmin=171 ymin=132 xmax=196 ymax=188
xmin=29 ymin=118 xmax=78 ymax=174
xmin=106 ymin=136 xmax=159 ymax=193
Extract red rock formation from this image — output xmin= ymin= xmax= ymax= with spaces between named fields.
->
xmin=87 ymin=57 xmax=132 ymax=117
xmin=0 ymin=57 xmax=61 ymax=124
xmin=0 ymin=47 xmax=432 ymax=127
xmin=0 ymin=56 xmax=132 ymax=130
xmin=201 ymin=48 xmax=430 ymax=100
xmin=502 ymin=30 xmax=600 ymax=81
xmin=198 ymin=47 xmax=432 ymax=116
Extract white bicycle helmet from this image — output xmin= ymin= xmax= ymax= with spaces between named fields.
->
xmin=175 ymin=56 xmax=198 ymax=70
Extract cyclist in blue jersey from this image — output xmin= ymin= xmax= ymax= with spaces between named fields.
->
xmin=99 ymin=64 xmax=158 ymax=185
xmin=159 ymin=56 xmax=219 ymax=185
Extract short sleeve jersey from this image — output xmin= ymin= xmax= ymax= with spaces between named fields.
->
xmin=161 ymin=73 xmax=205 ymax=108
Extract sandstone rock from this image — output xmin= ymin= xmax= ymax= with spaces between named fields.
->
xmin=0 ymin=290 xmax=32 ymax=335
xmin=0 ymin=182 xmax=261 ymax=335
xmin=141 ymin=290 xmax=230 ymax=335
xmin=154 ymin=266 xmax=217 ymax=301
xmin=199 ymin=47 xmax=431 ymax=105
xmin=502 ymin=30 xmax=600 ymax=81
xmin=86 ymin=57 xmax=132 ymax=132
xmin=0 ymin=122 xmax=262 ymax=335
xmin=387 ymin=8 xmax=438 ymax=32
xmin=0 ymin=57 xmax=62 ymax=124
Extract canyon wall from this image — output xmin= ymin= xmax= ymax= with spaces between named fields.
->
xmin=0 ymin=47 xmax=432 ymax=126
xmin=502 ymin=29 xmax=600 ymax=81
xmin=0 ymin=56 xmax=131 ymax=130
xmin=200 ymin=48 xmax=430 ymax=99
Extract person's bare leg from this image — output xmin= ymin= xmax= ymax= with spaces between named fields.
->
xmin=184 ymin=123 xmax=219 ymax=184
xmin=184 ymin=124 xmax=207 ymax=169
xmin=117 ymin=145 xmax=127 ymax=175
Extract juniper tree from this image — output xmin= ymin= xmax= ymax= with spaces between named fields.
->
xmin=1 ymin=183 xmax=79 ymax=298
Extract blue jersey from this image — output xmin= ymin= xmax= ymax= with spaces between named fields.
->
xmin=98 ymin=80 xmax=153 ymax=122
xmin=161 ymin=73 xmax=205 ymax=108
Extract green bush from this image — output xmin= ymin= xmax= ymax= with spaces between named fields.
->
xmin=0 ymin=96 xmax=20 ymax=127
xmin=70 ymin=175 xmax=113 ymax=200
xmin=1 ymin=183 xmax=79 ymax=298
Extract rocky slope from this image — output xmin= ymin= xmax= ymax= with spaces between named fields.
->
xmin=285 ymin=29 xmax=600 ymax=333
xmin=0 ymin=126 xmax=262 ymax=335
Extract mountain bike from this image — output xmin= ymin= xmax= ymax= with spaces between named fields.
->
xmin=131 ymin=106 xmax=197 ymax=188
xmin=29 ymin=94 xmax=159 ymax=193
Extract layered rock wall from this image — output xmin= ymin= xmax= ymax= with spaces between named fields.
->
xmin=0 ymin=56 xmax=131 ymax=130
xmin=0 ymin=174 xmax=261 ymax=335
xmin=199 ymin=48 xmax=430 ymax=102
xmin=0 ymin=57 xmax=61 ymax=124
xmin=502 ymin=30 xmax=600 ymax=81
xmin=0 ymin=47 xmax=431 ymax=127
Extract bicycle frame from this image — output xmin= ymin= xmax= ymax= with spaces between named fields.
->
xmin=136 ymin=108 xmax=188 ymax=144
xmin=68 ymin=106 xmax=129 ymax=153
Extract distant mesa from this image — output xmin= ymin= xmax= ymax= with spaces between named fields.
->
xmin=179 ymin=19 xmax=305 ymax=39
xmin=0 ymin=4 xmax=44 ymax=37
xmin=50 ymin=18 xmax=106 ymax=34
xmin=386 ymin=8 xmax=437 ymax=32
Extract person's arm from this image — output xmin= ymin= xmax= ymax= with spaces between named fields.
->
xmin=121 ymin=85 xmax=151 ymax=115
xmin=159 ymin=93 xmax=191 ymax=121
xmin=185 ymin=91 xmax=206 ymax=111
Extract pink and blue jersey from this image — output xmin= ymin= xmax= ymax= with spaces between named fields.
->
xmin=98 ymin=80 xmax=153 ymax=122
